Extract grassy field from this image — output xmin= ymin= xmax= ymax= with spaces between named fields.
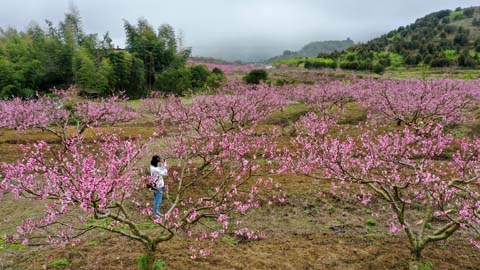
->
xmin=2 ymin=92 xmax=480 ymax=270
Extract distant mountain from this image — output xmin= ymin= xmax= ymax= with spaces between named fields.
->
xmin=268 ymin=39 xmax=355 ymax=62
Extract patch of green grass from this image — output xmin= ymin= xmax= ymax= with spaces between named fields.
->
xmin=138 ymin=223 xmax=158 ymax=230
xmin=365 ymin=218 xmax=378 ymax=227
xmin=338 ymin=102 xmax=367 ymax=125
xmin=327 ymin=206 xmax=336 ymax=214
xmin=153 ymin=261 xmax=167 ymax=270
xmin=265 ymin=104 xmax=310 ymax=127
xmin=0 ymin=238 xmax=24 ymax=251
xmin=137 ymin=255 xmax=166 ymax=270
xmin=365 ymin=233 xmax=385 ymax=238
xmin=222 ymin=235 xmax=239 ymax=247
xmin=85 ymin=241 xmax=99 ymax=248
xmin=48 ymin=258 xmax=70 ymax=268
xmin=419 ymin=261 xmax=434 ymax=270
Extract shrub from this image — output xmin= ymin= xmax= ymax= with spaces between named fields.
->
xmin=463 ymin=7 xmax=475 ymax=18
xmin=430 ymin=56 xmax=450 ymax=67
xmin=205 ymin=73 xmax=226 ymax=88
xmin=190 ymin=65 xmax=210 ymax=89
xmin=1 ymin=85 xmax=34 ymax=98
xmin=449 ymin=10 xmax=464 ymax=21
xmin=304 ymin=58 xmax=337 ymax=69
xmin=155 ymin=67 xmax=192 ymax=95
xmin=373 ymin=63 xmax=385 ymax=74
xmin=358 ymin=61 xmax=373 ymax=71
xmin=212 ymin=67 xmax=224 ymax=75
xmin=423 ymin=54 xmax=433 ymax=65
xmin=405 ymin=53 xmax=422 ymax=65
xmin=339 ymin=61 xmax=359 ymax=70
xmin=444 ymin=50 xmax=458 ymax=62
xmin=454 ymin=33 xmax=469 ymax=46
xmin=459 ymin=55 xmax=478 ymax=68
xmin=243 ymin=69 xmax=268 ymax=84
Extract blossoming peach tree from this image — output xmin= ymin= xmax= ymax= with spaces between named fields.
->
xmin=352 ymin=78 xmax=480 ymax=126
xmin=285 ymin=114 xmax=480 ymax=270
xmin=0 ymin=89 xmax=137 ymax=142
xmin=0 ymin=92 xmax=285 ymax=270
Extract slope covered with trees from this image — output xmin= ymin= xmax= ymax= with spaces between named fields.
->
xmin=285 ymin=6 xmax=480 ymax=73
xmin=347 ymin=6 xmax=480 ymax=68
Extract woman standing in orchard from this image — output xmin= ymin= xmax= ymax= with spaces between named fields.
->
xmin=150 ymin=155 xmax=168 ymax=218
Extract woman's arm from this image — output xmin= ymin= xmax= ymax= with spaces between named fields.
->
xmin=158 ymin=166 xmax=168 ymax=176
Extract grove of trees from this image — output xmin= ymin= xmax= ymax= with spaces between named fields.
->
xmin=0 ymin=6 xmax=223 ymax=99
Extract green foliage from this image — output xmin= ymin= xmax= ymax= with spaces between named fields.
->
xmin=365 ymin=218 xmax=378 ymax=227
xmin=0 ymin=238 xmax=24 ymax=251
xmin=243 ymin=69 xmax=268 ymax=84
xmin=388 ymin=53 xmax=404 ymax=67
xmin=419 ymin=261 xmax=434 ymax=270
xmin=155 ymin=67 xmax=191 ymax=95
xmin=205 ymin=73 xmax=226 ymax=88
xmin=324 ymin=6 xmax=480 ymax=69
xmin=304 ymin=58 xmax=336 ymax=69
xmin=72 ymin=48 xmax=99 ymax=93
xmin=212 ymin=67 xmax=224 ymax=76
xmin=444 ymin=50 xmax=457 ymax=62
xmin=463 ymin=7 xmax=475 ymax=18
xmin=271 ymin=58 xmax=305 ymax=67
xmin=137 ymin=255 xmax=166 ymax=270
xmin=155 ymin=65 xmax=223 ymax=95
xmin=458 ymin=50 xmax=478 ymax=67
xmin=153 ymin=261 xmax=167 ymax=270
xmin=222 ymin=235 xmax=239 ymax=246
xmin=48 ymin=258 xmax=70 ymax=268
xmin=0 ymin=9 xmax=190 ymax=98
xmin=372 ymin=63 xmax=385 ymax=74
xmin=449 ymin=10 xmax=464 ymax=21
xmin=190 ymin=65 xmax=210 ymax=88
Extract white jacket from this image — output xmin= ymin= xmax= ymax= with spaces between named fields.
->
xmin=150 ymin=165 xmax=167 ymax=189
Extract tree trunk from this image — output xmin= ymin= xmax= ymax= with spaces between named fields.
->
xmin=409 ymin=249 xmax=423 ymax=270
xmin=140 ymin=244 xmax=157 ymax=270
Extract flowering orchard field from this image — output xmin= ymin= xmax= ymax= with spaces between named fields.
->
xmin=1 ymin=75 xmax=480 ymax=270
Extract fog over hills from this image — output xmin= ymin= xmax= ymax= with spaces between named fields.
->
xmin=1 ymin=0 xmax=480 ymax=62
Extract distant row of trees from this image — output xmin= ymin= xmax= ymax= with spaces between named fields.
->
xmin=0 ymin=7 xmax=224 ymax=98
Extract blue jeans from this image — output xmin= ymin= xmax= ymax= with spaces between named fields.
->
xmin=153 ymin=187 xmax=163 ymax=216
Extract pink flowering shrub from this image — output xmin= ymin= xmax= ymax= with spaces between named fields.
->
xmin=1 ymin=89 xmax=286 ymax=269
xmin=286 ymin=116 xmax=480 ymax=267
xmin=352 ymin=78 xmax=480 ymax=126
xmin=141 ymin=87 xmax=287 ymax=131
xmin=0 ymin=91 xmax=137 ymax=142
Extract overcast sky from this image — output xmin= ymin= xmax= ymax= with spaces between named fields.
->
xmin=1 ymin=0 xmax=479 ymax=61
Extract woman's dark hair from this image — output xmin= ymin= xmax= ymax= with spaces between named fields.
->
xmin=150 ymin=155 xmax=161 ymax=167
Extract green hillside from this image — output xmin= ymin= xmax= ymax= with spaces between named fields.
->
xmin=281 ymin=6 xmax=480 ymax=73
xmin=348 ymin=6 xmax=480 ymax=68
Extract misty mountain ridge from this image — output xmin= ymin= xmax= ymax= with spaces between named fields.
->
xmin=268 ymin=39 xmax=355 ymax=61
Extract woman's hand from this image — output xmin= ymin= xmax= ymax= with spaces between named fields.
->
xmin=163 ymin=159 xmax=168 ymax=167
